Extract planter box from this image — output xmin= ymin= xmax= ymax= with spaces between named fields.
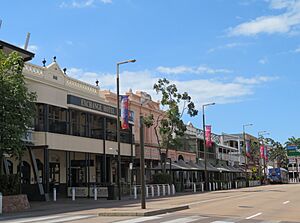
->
xmin=3 ymin=194 xmax=30 ymax=213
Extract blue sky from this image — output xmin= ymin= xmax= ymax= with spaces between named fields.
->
xmin=1 ymin=0 xmax=299 ymax=143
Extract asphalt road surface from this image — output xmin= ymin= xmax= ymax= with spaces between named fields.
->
xmin=1 ymin=184 xmax=299 ymax=223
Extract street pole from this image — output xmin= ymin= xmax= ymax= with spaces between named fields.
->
xmin=140 ymin=114 xmax=146 ymax=209
xmin=202 ymin=103 xmax=215 ymax=191
xmin=242 ymin=124 xmax=253 ymax=182
xmin=258 ymin=131 xmax=269 ymax=184
xmin=116 ymin=59 xmax=136 ymax=201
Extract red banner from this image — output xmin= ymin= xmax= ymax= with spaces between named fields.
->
xmin=205 ymin=125 xmax=212 ymax=147
xmin=260 ymin=145 xmax=265 ymax=159
xmin=120 ymin=95 xmax=129 ymax=129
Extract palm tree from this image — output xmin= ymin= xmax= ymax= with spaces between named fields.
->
xmin=267 ymin=139 xmax=287 ymax=168
xmin=285 ymin=137 xmax=300 ymax=147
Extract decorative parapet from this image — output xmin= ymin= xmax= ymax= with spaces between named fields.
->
xmin=23 ymin=63 xmax=99 ymax=96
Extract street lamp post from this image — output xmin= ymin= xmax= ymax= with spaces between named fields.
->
xmin=202 ymin=102 xmax=215 ymax=191
xmin=243 ymin=123 xmax=253 ymax=178
xmin=116 ymin=59 xmax=136 ymax=200
xmin=139 ymin=97 xmax=151 ymax=209
xmin=258 ymin=131 xmax=269 ymax=183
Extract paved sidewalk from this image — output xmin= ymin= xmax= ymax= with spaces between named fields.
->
xmin=0 ymin=192 xmax=192 ymax=220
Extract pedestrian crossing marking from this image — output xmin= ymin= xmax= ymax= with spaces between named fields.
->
xmin=113 ymin=216 xmax=162 ymax=223
xmin=2 ymin=214 xmax=96 ymax=223
xmin=160 ymin=215 xmax=207 ymax=223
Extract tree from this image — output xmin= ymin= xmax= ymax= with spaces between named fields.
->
xmin=143 ymin=78 xmax=198 ymax=172
xmin=0 ymin=51 xmax=36 ymax=175
xmin=266 ymin=138 xmax=287 ymax=168
xmin=285 ymin=136 xmax=300 ymax=148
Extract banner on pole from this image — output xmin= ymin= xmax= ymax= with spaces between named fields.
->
xmin=260 ymin=145 xmax=265 ymax=159
xmin=205 ymin=125 xmax=212 ymax=147
xmin=246 ymin=140 xmax=251 ymax=157
xmin=120 ymin=95 xmax=129 ymax=129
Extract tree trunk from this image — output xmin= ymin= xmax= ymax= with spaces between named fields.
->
xmin=0 ymin=153 xmax=3 ymax=175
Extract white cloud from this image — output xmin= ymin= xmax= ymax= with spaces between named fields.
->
xmin=27 ymin=45 xmax=38 ymax=53
xmin=295 ymin=46 xmax=300 ymax=52
xmin=67 ymin=67 xmax=278 ymax=106
xmin=234 ymin=76 xmax=279 ymax=84
xmin=207 ymin=42 xmax=251 ymax=53
xmin=259 ymin=58 xmax=268 ymax=64
xmin=60 ymin=0 xmax=111 ymax=8
xmin=229 ymin=0 xmax=300 ymax=36
xmin=156 ymin=65 xmax=232 ymax=75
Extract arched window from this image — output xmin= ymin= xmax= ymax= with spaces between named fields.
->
xmin=18 ymin=161 xmax=31 ymax=184
xmin=6 ymin=160 xmax=13 ymax=174
xmin=178 ymin=155 xmax=184 ymax=161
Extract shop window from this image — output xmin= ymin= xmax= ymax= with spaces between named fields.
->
xmin=18 ymin=161 xmax=31 ymax=184
xmin=48 ymin=105 xmax=68 ymax=134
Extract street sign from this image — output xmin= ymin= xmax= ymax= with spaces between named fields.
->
xmin=287 ymin=150 xmax=300 ymax=157
xmin=287 ymin=145 xmax=298 ymax=150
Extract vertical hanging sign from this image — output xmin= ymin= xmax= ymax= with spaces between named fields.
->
xmin=246 ymin=140 xmax=251 ymax=157
xmin=120 ymin=95 xmax=129 ymax=129
xmin=205 ymin=125 xmax=212 ymax=147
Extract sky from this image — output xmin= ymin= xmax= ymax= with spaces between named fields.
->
xmin=1 ymin=0 xmax=299 ymax=143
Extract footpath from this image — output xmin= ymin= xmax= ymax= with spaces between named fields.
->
xmin=0 ymin=192 xmax=196 ymax=221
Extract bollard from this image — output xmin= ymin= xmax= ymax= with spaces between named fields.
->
xmin=193 ymin=183 xmax=196 ymax=193
xmin=162 ymin=184 xmax=166 ymax=196
xmin=235 ymin=181 xmax=238 ymax=189
xmin=221 ymin=182 xmax=223 ymax=190
xmin=94 ymin=187 xmax=97 ymax=201
xmin=0 ymin=192 xmax=2 ymax=215
xmin=172 ymin=184 xmax=176 ymax=195
xmin=201 ymin=183 xmax=204 ymax=192
xmin=53 ymin=187 xmax=57 ymax=202
xmin=72 ymin=187 xmax=75 ymax=201
xmin=146 ymin=186 xmax=149 ymax=198
xmin=157 ymin=185 xmax=160 ymax=196
xmin=209 ymin=183 xmax=211 ymax=191
xmin=151 ymin=185 xmax=154 ymax=197
xmin=216 ymin=182 xmax=218 ymax=190
xmin=213 ymin=182 xmax=215 ymax=191
xmin=134 ymin=186 xmax=137 ymax=199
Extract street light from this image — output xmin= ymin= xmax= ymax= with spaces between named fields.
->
xmin=258 ymin=131 xmax=270 ymax=183
xmin=202 ymin=102 xmax=215 ymax=191
xmin=116 ymin=59 xmax=136 ymax=200
xmin=243 ymin=123 xmax=253 ymax=175
xmin=139 ymin=97 xmax=151 ymax=209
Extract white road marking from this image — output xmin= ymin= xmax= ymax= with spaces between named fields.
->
xmin=211 ymin=221 xmax=235 ymax=223
xmin=246 ymin=212 xmax=262 ymax=220
xmin=39 ymin=215 xmax=96 ymax=223
xmin=113 ymin=216 xmax=162 ymax=223
xmin=283 ymin=200 xmax=290 ymax=204
xmin=2 ymin=215 xmax=63 ymax=223
xmin=160 ymin=216 xmax=206 ymax=223
xmin=184 ymin=193 xmax=255 ymax=207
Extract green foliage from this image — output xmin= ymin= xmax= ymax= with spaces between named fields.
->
xmin=285 ymin=136 xmax=300 ymax=148
xmin=152 ymin=173 xmax=172 ymax=184
xmin=144 ymin=78 xmax=198 ymax=171
xmin=0 ymin=174 xmax=20 ymax=195
xmin=266 ymin=138 xmax=287 ymax=168
xmin=0 ymin=51 xmax=36 ymax=174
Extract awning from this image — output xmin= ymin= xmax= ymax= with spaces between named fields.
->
xmin=214 ymin=163 xmax=231 ymax=172
xmin=198 ymin=159 xmax=219 ymax=172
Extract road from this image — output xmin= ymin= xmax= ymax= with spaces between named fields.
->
xmin=1 ymin=184 xmax=299 ymax=223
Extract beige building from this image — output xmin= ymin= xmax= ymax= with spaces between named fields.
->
xmin=4 ymin=48 xmax=135 ymax=200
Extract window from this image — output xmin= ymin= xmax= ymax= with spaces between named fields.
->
xmin=70 ymin=110 xmax=87 ymax=137
xmin=35 ymin=104 xmax=45 ymax=131
xmin=106 ymin=118 xmax=117 ymax=141
xmin=90 ymin=114 xmax=104 ymax=139
xmin=48 ymin=105 xmax=68 ymax=134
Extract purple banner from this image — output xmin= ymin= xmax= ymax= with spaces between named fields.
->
xmin=120 ymin=95 xmax=129 ymax=130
